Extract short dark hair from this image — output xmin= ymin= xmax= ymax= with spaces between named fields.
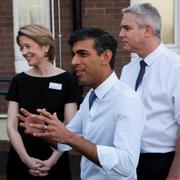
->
xmin=68 ymin=27 xmax=117 ymax=69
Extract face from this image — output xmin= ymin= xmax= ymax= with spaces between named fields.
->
xmin=18 ymin=35 xmax=48 ymax=66
xmin=71 ymin=39 xmax=104 ymax=88
xmin=119 ymin=13 xmax=146 ymax=54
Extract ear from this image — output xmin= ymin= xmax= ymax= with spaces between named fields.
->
xmin=100 ymin=50 xmax=113 ymax=65
xmin=144 ymin=25 xmax=153 ymax=37
xmin=42 ymin=45 xmax=49 ymax=53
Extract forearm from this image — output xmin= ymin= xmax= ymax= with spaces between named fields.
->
xmin=166 ymin=135 xmax=180 ymax=180
xmin=66 ymin=131 xmax=100 ymax=166
xmin=48 ymin=150 xmax=63 ymax=167
xmin=7 ymin=127 xmax=30 ymax=162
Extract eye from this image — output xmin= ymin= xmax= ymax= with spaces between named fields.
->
xmin=25 ymin=45 xmax=31 ymax=49
xmin=79 ymin=51 xmax=89 ymax=57
xmin=19 ymin=46 xmax=23 ymax=51
xmin=80 ymin=53 xmax=88 ymax=57
xmin=122 ymin=25 xmax=132 ymax=31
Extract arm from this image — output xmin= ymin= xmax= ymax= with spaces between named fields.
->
xmin=166 ymin=67 xmax=180 ymax=179
xmin=39 ymin=109 xmax=100 ymax=166
xmin=57 ymin=124 xmax=100 ymax=166
xmin=6 ymin=101 xmax=43 ymax=170
xmin=19 ymin=108 xmax=100 ymax=166
xmin=166 ymin=135 xmax=180 ymax=180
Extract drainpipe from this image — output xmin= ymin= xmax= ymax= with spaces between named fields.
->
xmin=72 ymin=0 xmax=82 ymax=30
xmin=72 ymin=0 xmax=83 ymax=95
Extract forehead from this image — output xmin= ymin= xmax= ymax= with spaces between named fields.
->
xmin=72 ymin=38 xmax=95 ymax=52
xmin=19 ymin=35 xmax=35 ymax=44
xmin=121 ymin=13 xmax=138 ymax=26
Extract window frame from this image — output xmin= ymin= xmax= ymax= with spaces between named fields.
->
xmin=12 ymin=0 xmax=51 ymax=73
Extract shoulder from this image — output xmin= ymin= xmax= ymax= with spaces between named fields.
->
xmin=11 ymin=72 xmax=26 ymax=82
xmin=162 ymin=46 xmax=180 ymax=62
xmin=112 ymin=80 xmax=144 ymax=112
xmin=122 ymin=57 xmax=139 ymax=72
xmin=113 ymin=80 xmax=140 ymax=101
xmin=159 ymin=48 xmax=180 ymax=71
xmin=63 ymin=71 xmax=79 ymax=82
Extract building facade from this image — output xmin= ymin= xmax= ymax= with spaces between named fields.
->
xmin=0 ymin=0 xmax=130 ymax=114
xmin=1 ymin=0 xmax=180 ymax=179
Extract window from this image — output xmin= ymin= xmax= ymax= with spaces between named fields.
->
xmin=13 ymin=0 xmax=51 ymax=73
xmin=131 ymin=0 xmax=180 ymax=54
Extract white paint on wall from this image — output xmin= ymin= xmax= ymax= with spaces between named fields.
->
xmin=0 ymin=119 xmax=9 ymax=140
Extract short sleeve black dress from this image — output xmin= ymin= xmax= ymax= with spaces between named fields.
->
xmin=6 ymin=71 xmax=82 ymax=180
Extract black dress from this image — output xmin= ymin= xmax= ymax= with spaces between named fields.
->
xmin=6 ymin=72 xmax=82 ymax=180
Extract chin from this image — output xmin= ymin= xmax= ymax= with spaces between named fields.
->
xmin=28 ymin=63 xmax=34 ymax=67
xmin=78 ymin=78 xmax=89 ymax=85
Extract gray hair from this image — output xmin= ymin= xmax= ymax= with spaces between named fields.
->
xmin=121 ymin=3 xmax=162 ymax=38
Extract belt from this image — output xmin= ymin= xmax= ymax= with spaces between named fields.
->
xmin=140 ymin=151 xmax=175 ymax=158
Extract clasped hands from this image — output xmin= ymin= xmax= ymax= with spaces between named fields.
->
xmin=26 ymin=157 xmax=51 ymax=177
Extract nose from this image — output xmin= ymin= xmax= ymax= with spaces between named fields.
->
xmin=71 ymin=55 xmax=80 ymax=65
xmin=118 ymin=28 xmax=124 ymax=38
xmin=21 ymin=47 xmax=28 ymax=56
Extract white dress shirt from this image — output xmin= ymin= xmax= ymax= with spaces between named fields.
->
xmin=120 ymin=43 xmax=180 ymax=153
xmin=58 ymin=72 xmax=145 ymax=180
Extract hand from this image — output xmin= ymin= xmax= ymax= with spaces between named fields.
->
xmin=29 ymin=109 xmax=70 ymax=144
xmin=29 ymin=160 xmax=50 ymax=177
xmin=23 ymin=156 xmax=44 ymax=176
xmin=18 ymin=108 xmax=46 ymax=134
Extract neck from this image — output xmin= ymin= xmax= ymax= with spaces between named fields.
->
xmin=139 ymin=37 xmax=161 ymax=58
xmin=27 ymin=62 xmax=63 ymax=77
xmin=92 ymin=68 xmax=113 ymax=89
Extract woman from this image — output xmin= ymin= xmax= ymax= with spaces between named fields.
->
xmin=6 ymin=24 xmax=82 ymax=179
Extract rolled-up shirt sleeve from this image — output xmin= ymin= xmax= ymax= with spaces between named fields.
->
xmin=57 ymin=143 xmax=72 ymax=152
xmin=97 ymin=145 xmax=119 ymax=169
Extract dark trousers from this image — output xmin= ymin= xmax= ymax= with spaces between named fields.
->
xmin=137 ymin=151 xmax=175 ymax=180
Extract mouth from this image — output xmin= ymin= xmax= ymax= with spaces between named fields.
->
xmin=75 ymin=70 xmax=85 ymax=77
xmin=74 ymin=67 xmax=86 ymax=78
xmin=24 ymin=55 xmax=32 ymax=61
xmin=120 ymin=41 xmax=128 ymax=44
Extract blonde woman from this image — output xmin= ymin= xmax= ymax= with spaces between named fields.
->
xmin=6 ymin=24 xmax=82 ymax=179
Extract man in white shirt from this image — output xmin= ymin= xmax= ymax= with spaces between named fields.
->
xmin=18 ymin=27 xmax=145 ymax=180
xmin=119 ymin=3 xmax=180 ymax=180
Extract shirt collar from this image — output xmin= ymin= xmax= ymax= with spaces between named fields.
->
xmin=93 ymin=71 xmax=118 ymax=99
xmin=143 ymin=42 xmax=166 ymax=66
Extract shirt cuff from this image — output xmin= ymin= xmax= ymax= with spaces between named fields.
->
xmin=57 ymin=143 xmax=72 ymax=152
xmin=97 ymin=145 xmax=119 ymax=170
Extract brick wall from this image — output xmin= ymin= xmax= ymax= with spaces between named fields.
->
xmin=0 ymin=0 xmax=15 ymax=113
xmin=60 ymin=0 xmax=131 ymax=75
xmin=82 ymin=0 xmax=130 ymax=76
xmin=60 ymin=0 xmax=74 ymax=71
xmin=0 ymin=0 xmax=15 ymax=77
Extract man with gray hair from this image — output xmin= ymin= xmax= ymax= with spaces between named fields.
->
xmin=119 ymin=3 xmax=180 ymax=180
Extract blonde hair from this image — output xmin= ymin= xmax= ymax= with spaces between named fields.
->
xmin=16 ymin=24 xmax=55 ymax=62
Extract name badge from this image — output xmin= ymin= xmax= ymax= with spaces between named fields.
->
xmin=49 ymin=82 xmax=62 ymax=90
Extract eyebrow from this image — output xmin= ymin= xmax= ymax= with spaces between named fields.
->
xmin=74 ymin=49 xmax=89 ymax=54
